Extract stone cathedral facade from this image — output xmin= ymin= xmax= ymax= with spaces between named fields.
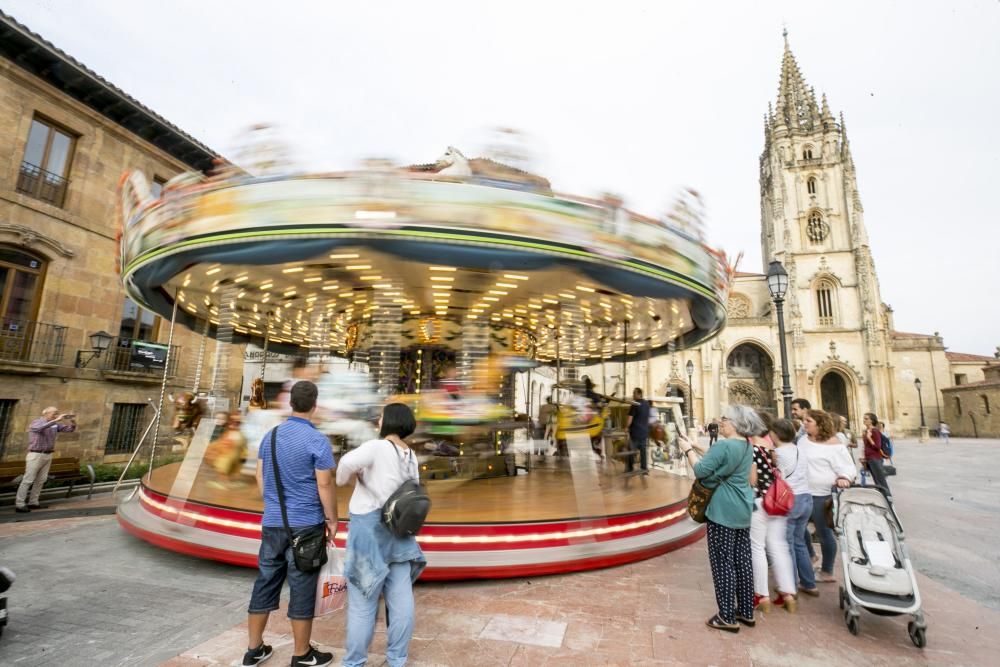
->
xmin=604 ymin=37 xmax=993 ymax=436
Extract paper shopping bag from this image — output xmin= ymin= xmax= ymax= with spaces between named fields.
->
xmin=314 ymin=547 xmax=347 ymax=617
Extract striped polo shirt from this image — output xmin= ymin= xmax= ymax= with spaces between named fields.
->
xmin=258 ymin=416 xmax=336 ymax=528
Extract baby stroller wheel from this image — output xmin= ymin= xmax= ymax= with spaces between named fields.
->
xmin=838 ymin=586 xmax=846 ymax=610
xmin=845 ymin=611 xmax=860 ymax=636
xmin=908 ymin=621 xmax=926 ymax=648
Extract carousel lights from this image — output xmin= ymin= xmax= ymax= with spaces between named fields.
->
xmin=282 ymin=267 xmax=303 ymax=273
xmin=558 ymin=292 xmax=576 ymax=299
xmin=303 ymin=276 xmax=322 ymax=283
xmin=430 ymin=276 xmax=454 ymax=282
xmin=495 ymin=282 xmax=518 ymax=289
xmin=360 ymin=275 xmax=383 ymax=281
xmin=576 ymin=285 xmax=596 ymax=292
xmin=483 ymin=296 xmax=499 ymax=302
xmin=329 ymin=253 xmax=359 ymax=259
xmin=346 ymin=264 xmax=372 ymax=270
xmin=234 ymin=275 xmax=248 ymax=282
xmin=322 ymin=285 xmax=339 ymax=290
xmin=259 ymin=282 xmax=273 ymax=290
xmin=489 ymin=290 xmax=508 ymax=296
xmin=503 ymin=273 xmax=529 ymax=280
xmin=543 ymin=298 xmax=558 ymax=304
xmin=429 ymin=266 xmax=457 ymax=272
xmin=205 ymin=267 xmax=221 ymax=275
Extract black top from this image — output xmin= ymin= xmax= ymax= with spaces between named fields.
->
xmin=752 ymin=445 xmax=776 ymax=497
xmin=628 ymin=400 xmax=651 ymax=441
xmin=707 ymin=422 xmax=719 ymax=435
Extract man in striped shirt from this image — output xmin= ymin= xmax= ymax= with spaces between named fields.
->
xmin=15 ymin=406 xmax=76 ymax=513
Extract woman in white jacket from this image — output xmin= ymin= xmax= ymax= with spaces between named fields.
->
xmin=798 ymin=409 xmax=856 ymax=588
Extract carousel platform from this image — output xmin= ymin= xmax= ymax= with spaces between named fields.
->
xmin=117 ymin=454 xmax=703 ymax=580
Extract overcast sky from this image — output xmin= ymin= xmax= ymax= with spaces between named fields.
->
xmin=4 ymin=0 xmax=998 ymax=355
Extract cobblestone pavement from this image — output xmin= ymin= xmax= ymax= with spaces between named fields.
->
xmin=0 ymin=437 xmax=997 ymax=665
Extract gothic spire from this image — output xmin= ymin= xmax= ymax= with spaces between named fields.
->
xmin=774 ymin=32 xmax=818 ymax=133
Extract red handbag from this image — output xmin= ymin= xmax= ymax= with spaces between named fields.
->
xmin=763 ymin=465 xmax=794 ymax=516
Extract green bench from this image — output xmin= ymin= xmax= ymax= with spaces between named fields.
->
xmin=0 ymin=457 xmax=96 ymax=499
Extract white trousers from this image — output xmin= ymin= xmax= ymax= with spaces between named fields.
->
xmin=16 ymin=451 xmax=53 ymax=507
xmin=750 ymin=497 xmax=796 ymax=596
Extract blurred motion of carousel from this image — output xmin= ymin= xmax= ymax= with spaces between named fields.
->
xmin=115 ymin=135 xmax=733 ymax=579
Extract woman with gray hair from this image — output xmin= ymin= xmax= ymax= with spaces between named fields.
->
xmin=678 ymin=404 xmax=759 ymax=632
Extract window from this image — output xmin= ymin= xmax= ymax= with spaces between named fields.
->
xmin=119 ymin=297 xmax=158 ymax=342
xmin=803 ymin=146 xmax=814 ymax=160
xmin=0 ymin=399 xmax=16 ymax=459
xmin=807 ymin=211 xmax=828 ymax=244
xmin=954 ymin=374 xmax=967 ymax=386
xmin=17 ymin=117 xmax=76 ymax=206
xmin=104 ymin=403 xmax=148 ymax=454
xmin=0 ymin=246 xmax=47 ymax=361
xmin=150 ymin=176 xmax=166 ymax=199
xmin=807 ymin=177 xmax=817 ymax=194
xmin=816 ymin=280 xmax=835 ymax=326
xmin=953 ymin=397 xmax=962 ymax=416
xmin=982 ymin=395 xmax=991 ymax=415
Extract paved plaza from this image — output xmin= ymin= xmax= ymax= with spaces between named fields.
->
xmin=1 ymin=437 xmax=998 ymax=666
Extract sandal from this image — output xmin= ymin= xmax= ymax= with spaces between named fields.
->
xmin=705 ymin=614 xmax=740 ymax=633
xmin=773 ymin=592 xmax=797 ymax=613
xmin=753 ymin=593 xmax=771 ymax=613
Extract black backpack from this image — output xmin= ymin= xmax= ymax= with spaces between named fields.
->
xmin=374 ymin=441 xmax=431 ymax=538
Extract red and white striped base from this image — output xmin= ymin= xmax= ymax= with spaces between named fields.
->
xmin=118 ymin=484 xmax=704 ymax=579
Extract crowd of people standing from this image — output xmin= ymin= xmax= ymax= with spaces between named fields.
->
xmin=683 ymin=397 xmax=895 ymax=633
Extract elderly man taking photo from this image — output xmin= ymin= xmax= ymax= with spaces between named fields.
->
xmin=15 ymin=406 xmax=76 ymax=513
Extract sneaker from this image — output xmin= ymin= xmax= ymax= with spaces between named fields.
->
xmin=14 ymin=506 xmax=29 ymax=514
xmin=290 ymin=646 xmax=333 ymax=667
xmin=27 ymin=503 xmax=47 ymax=510
xmin=242 ymin=644 xmax=273 ymax=665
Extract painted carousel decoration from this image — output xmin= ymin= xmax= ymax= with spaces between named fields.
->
xmin=115 ymin=137 xmax=733 ymax=579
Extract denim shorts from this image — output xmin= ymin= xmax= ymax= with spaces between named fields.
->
xmin=248 ymin=524 xmax=323 ymax=620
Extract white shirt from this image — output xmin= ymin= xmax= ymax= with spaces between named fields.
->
xmin=775 ymin=444 xmax=810 ymax=496
xmin=799 ymin=437 xmax=857 ymax=497
xmin=336 ymin=438 xmax=420 ymax=515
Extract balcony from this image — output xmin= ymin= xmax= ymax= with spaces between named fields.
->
xmin=16 ymin=161 xmax=69 ymax=207
xmin=0 ymin=318 xmax=67 ymax=373
xmin=98 ymin=337 xmax=180 ymax=383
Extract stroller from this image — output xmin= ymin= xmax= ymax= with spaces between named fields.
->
xmin=833 ymin=485 xmax=927 ymax=648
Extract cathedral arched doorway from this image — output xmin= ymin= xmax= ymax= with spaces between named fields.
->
xmin=820 ymin=370 xmax=853 ymax=428
xmin=726 ymin=343 xmax=776 ymax=414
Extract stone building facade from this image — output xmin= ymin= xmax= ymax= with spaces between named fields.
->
xmin=941 ymin=353 xmax=1000 ymax=438
xmin=0 ymin=13 xmax=243 ymax=463
xmin=592 ymin=37 xmax=992 ymax=437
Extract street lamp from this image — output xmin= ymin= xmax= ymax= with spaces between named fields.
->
xmin=766 ymin=260 xmax=794 ymax=418
xmin=914 ymin=377 xmax=929 ymax=442
xmin=75 ymin=330 xmax=114 ymax=368
xmin=685 ymin=359 xmax=695 ymax=429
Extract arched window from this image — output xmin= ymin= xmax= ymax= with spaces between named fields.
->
xmin=954 ymin=396 xmax=962 ymax=416
xmin=803 ymin=146 xmax=814 ymax=160
xmin=807 ymin=211 xmax=828 ymax=244
xmin=982 ymin=394 xmax=991 ymax=415
xmin=807 ymin=177 xmax=817 ymax=194
xmin=816 ymin=279 xmax=836 ymax=327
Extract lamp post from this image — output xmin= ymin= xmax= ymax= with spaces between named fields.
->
xmin=914 ymin=377 xmax=928 ymax=442
xmin=685 ymin=359 xmax=695 ymax=430
xmin=75 ymin=330 xmax=114 ymax=368
xmin=766 ymin=260 xmax=794 ymax=418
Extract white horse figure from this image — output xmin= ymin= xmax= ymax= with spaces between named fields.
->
xmin=436 ymin=146 xmax=473 ymax=177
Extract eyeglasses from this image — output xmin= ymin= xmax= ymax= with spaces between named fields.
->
xmin=720 ymin=417 xmax=730 ymax=422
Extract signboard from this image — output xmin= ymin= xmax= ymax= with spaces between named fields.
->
xmin=131 ymin=340 xmax=168 ymax=370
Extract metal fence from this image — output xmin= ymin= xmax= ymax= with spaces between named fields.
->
xmin=99 ymin=337 xmax=180 ymax=378
xmin=0 ymin=318 xmax=67 ymax=365
xmin=16 ymin=161 xmax=69 ymax=207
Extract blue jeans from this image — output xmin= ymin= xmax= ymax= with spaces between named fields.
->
xmin=810 ymin=495 xmax=838 ymax=575
xmin=248 ymin=525 xmax=323 ymax=620
xmin=626 ymin=436 xmax=648 ymax=472
xmin=343 ymin=561 xmax=414 ymax=667
xmin=785 ymin=494 xmax=815 ymax=590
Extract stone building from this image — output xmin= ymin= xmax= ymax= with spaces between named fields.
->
xmin=600 ymin=35 xmax=992 ymax=436
xmin=941 ymin=352 xmax=1000 ymax=438
xmin=0 ymin=13 xmax=242 ymax=463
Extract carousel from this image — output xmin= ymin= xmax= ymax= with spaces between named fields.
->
xmin=114 ymin=144 xmax=732 ymax=580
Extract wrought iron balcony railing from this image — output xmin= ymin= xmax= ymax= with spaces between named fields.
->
xmin=0 ymin=318 xmax=67 ymax=365
xmin=99 ymin=337 xmax=180 ymax=377
xmin=16 ymin=161 xmax=69 ymax=207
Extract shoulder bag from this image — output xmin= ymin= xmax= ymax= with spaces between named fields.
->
xmin=762 ymin=450 xmax=794 ymax=516
xmin=270 ymin=427 xmax=328 ymax=573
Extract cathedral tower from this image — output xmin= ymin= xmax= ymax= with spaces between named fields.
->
xmin=758 ymin=32 xmax=892 ymax=424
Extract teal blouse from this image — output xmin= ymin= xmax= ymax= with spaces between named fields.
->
xmin=692 ymin=437 xmax=754 ymax=529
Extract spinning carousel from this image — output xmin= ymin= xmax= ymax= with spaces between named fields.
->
xmin=115 ymin=146 xmax=732 ymax=579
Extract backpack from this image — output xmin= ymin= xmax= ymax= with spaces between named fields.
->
xmin=880 ymin=432 xmax=894 ymax=459
xmin=376 ymin=440 xmax=431 ymax=538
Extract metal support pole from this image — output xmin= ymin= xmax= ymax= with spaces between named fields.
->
xmin=774 ymin=297 xmax=793 ymax=418
xmin=622 ymin=320 xmax=628 ymax=394
xmin=260 ymin=315 xmax=271 ymax=380
xmin=149 ymin=291 xmax=179 ymax=471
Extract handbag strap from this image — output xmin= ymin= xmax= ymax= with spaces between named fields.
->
xmin=270 ymin=426 xmax=295 ymax=543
